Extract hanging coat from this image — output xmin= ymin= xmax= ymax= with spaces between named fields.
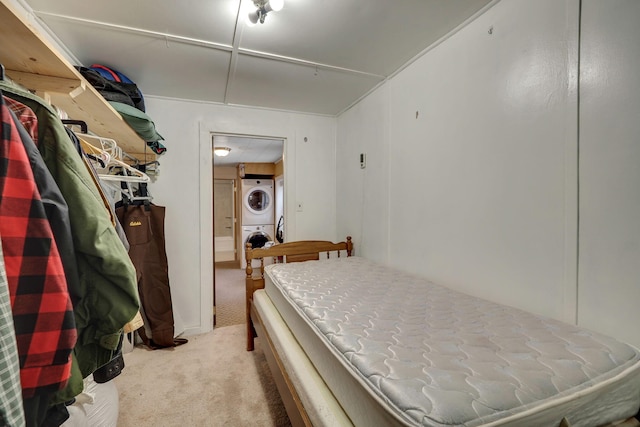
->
xmin=0 ymin=81 xmax=140 ymax=403
xmin=0 ymin=94 xmax=76 ymax=398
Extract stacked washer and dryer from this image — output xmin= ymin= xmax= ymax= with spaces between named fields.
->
xmin=240 ymin=179 xmax=275 ymax=268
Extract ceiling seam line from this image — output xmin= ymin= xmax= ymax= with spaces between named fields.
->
xmin=238 ymin=48 xmax=385 ymax=79
xmin=33 ymin=11 xmax=234 ymax=52
xmin=224 ymin=0 xmax=245 ymax=105
xmin=144 ymin=94 xmax=335 ymax=118
xmin=33 ymin=11 xmax=384 ymax=80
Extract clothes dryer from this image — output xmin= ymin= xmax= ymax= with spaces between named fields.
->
xmin=241 ymin=179 xmax=274 ymax=226
xmin=240 ymin=224 xmax=274 ymax=269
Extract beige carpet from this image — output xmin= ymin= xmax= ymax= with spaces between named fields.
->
xmin=215 ymin=264 xmax=246 ymax=327
xmin=114 ymin=325 xmax=291 ymax=426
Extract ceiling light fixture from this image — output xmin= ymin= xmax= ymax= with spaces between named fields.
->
xmin=214 ymin=147 xmax=231 ymax=157
xmin=247 ymin=0 xmax=284 ymax=25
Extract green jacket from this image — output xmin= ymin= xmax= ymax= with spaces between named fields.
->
xmin=0 ymin=81 xmax=140 ymax=402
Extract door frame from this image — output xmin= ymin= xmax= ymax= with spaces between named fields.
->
xmin=209 ymin=131 xmax=285 ymax=328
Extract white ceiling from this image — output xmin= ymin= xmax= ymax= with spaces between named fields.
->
xmin=21 ymin=0 xmax=494 ymax=116
xmin=213 ymin=135 xmax=283 ymax=166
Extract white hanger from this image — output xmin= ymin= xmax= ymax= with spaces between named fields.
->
xmin=100 ymin=179 xmax=153 ymax=204
xmin=80 ymin=136 xmax=153 ymax=204
xmin=79 ymin=137 xmax=150 ymax=184
xmin=75 ymin=133 xmax=122 ymax=160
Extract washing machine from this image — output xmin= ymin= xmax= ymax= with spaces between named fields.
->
xmin=241 ymin=179 xmax=274 ymax=226
xmin=240 ymin=224 xmax=274 ymax=269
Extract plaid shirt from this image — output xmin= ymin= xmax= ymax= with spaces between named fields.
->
xmin=0 ymin=234 xmax=25 ymax=427
xmin=0 ymin=95 xmax=77 ymax=398
xmin=3 ymin=95 xmax=38 ymax=144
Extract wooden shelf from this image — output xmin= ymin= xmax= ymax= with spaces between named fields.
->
xmin=0 ymin=0 xmax=153 ymax=161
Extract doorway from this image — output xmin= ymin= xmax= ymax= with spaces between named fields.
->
xmin=212 ymin=134 xmax=284 ymax=327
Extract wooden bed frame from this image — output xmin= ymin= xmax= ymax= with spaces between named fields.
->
xmin=245 ymin=236 xmax=353 ymax=427
xmin=244 ymin=237 xmax=640 ymax=427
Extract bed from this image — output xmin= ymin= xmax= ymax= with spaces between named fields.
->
xmin=245 ymin=237 xmax=640 ymax=427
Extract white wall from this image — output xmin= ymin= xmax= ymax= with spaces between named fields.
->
xmin=338 ymin=0 xmax=640 ymax=348
xmin=578 ymin=0 xmax=640 ymax=346
xmin=336 ymin=86 xmax=390 ymax=263
xmin=145 ymin=97 xmax=337 ymax=335
xmin=338 ymin=0 xmax=580 ymax=323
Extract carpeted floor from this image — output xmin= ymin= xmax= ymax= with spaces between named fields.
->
xmin=215 ymin=264 xmax=246 ymax=327
xmin=112 ymin=264 xmax=290 ymax=425
xmin=114 ymin=324 xmax=291 ymax=426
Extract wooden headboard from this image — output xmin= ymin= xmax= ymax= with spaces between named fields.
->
xmin=245 ymin=236 xmax=352 ymax=350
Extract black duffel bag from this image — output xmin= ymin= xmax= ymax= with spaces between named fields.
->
xmin=76 ymin=65 xmax=145 ymax=112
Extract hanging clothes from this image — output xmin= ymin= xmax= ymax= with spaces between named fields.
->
xmin=0 ymin=94 xmax=76 ymax=405
xmin=77 ymin=134 xmax=145 ymax=337
xmin=7 ymin=101 xmax=87 ymax=426
xmin=6 ymin=97 xmax=82 ymax=311
xmin=116 ymin=203 xmax=186 ymax=349
xmin=0 ymin=230 xmax=25 ymax=427
xmin=0 ymin=80 xmax=140 ymax=404
xmin=4 ymin=95 xmax=37 ymax=142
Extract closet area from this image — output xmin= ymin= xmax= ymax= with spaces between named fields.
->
xmin=0 ymin=0 xmax=166 ymax=425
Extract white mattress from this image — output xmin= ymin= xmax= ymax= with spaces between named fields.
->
xmin=262 ymin=257 xmax=640 ymax=427
xmin=253 ymin=290 xmax=354 ymax=427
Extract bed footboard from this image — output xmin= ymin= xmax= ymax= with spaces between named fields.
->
xmin=245 ymin=237 xmax=352 ymax=427
xmin=245 ymin=236 xmax=352 ymax=351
